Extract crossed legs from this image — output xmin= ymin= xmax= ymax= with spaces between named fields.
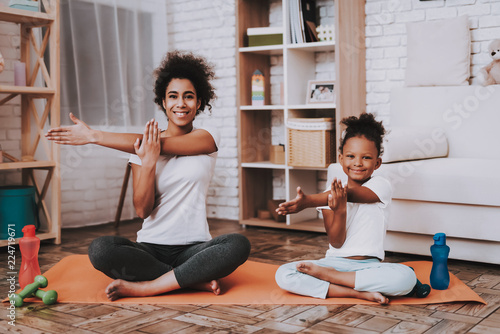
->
xmin=296 ymin=262 xmax=389 ymax=304
xmin=275 ymin=257 xmax=416 ymax=304
xmin=88 ymin=233 xmax=251 ymax=300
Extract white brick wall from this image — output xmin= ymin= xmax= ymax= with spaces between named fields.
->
xmin=166 ymin=0 xmax=239 ymax=220
xmin=365 ymin=0 xmax=500 ymax=125
xmin=2 ymin=0 xmax=499 ymax=226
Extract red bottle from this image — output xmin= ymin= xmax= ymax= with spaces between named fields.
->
xmin=19 ymin=225 xmax=41 ymax=289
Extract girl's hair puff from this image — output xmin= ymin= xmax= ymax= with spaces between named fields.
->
xmin=339 ymin=113 xmax=386 ymax=157
xmin=154 ymin=50 xmax=216 ymax=115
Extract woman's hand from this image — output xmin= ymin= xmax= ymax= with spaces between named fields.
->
xmin=134 ymin=120 xmax=160 ymax=169
xmin=328 ymin=178 xmax=347 ymax=212
xmin=45 ymin=113 xmax=99 ymax=145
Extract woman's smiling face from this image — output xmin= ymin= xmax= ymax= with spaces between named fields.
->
xmin=163 ymin=78 xmax=201 ymax=128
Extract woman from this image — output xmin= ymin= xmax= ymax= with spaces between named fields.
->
xmin=46 ymin=51 xmax=250 ymax=301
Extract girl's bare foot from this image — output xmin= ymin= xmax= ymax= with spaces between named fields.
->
xmin=359 ymin=291 xmax=389 ymax=305
xmin=299 ymin=262 xmax=389 ymax=305
xmin=105 ymin=279 xmax=149 ymax=301
xmin=297 ymin=261 xmax=338 ymax=282
xmin=191 ymin=279 xmax=221 ymax=295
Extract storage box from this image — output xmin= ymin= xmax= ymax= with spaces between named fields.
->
xmin=257 ymin=210 xmax=271 ymax=220
xmin=287 ymin=118 xmax=335 ymax=168
xmin=0 ymin=186 xmax=38 ymax=239
xmin=247 ymin=27 xmax=283 ymax=47
xmin=9 ymin=0 xmax=39 ymax=11
xmin=270 ymin=145 xmax=285 ymax=164
xmin=267 ymin=199 xmax=286 ymax=222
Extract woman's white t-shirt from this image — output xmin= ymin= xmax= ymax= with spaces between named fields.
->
xmin=129 ymin=126 xmax=220 ymax=245
xmin=317 ymin=176 xmax=392 ymax=261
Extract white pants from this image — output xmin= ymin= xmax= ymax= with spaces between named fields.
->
xmin=275 ymin=257 xmax=416 ymax=299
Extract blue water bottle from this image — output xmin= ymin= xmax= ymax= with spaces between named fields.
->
xmin=430 ymin=233 xmax=450 ymax=290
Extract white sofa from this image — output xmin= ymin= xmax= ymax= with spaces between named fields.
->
xmin=328 ymin=85 xmax=500 ymax=265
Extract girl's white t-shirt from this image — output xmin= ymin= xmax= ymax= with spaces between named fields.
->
xmin=317 ymin=176 xmax=393 ymax=261
xmin=128 ymin=126 xmax=220 ymax=245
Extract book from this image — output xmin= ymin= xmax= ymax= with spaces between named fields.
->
xmin=290 ymin=0 xmax=318 ymax=44
xmin=301 ymin=0 xmax=318 ymax=42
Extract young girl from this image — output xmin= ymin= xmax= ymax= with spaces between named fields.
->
xmin=274 ymin=113 xmax=416 ymax=304
xmin=46 ymin=51 xmax=250 ymax=301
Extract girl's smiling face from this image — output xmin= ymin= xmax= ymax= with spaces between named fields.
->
xmin=163 ymin=78 xmax=201 ymax=129
xmin=338 ymin=135 xmax=382 ymax=186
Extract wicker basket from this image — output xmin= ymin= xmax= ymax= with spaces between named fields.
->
xmin=287 ymin=118 xmax=335 ymax=168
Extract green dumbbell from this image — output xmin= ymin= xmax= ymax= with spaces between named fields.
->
xmin=34 ymin=288 xmax=58 ymax=305
xmin=10 ymin=275 xmax=57 ymax=307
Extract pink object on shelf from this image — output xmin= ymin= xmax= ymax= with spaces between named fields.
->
xmin=14 ymin=61 xmax=26 ymax=86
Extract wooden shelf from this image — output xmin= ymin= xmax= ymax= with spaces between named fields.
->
xmin=287 ymin=41 xmax=335 ymax=52
xmin=240 ymin=105 xmax=284 ymax=110
xmin=241 ymin=218 xmax=325 ymax=233
xmin=0 ymin=6 xmax=53 ymax=27
xmin=0 ymin=0 xmax=61 ymax=246
xmin=0 ymin=231 xmax=59 ymax=247
xmin=239 ymin=45 xmax=284 ymax=55
xmin=0 ymin=85 xmax=55 ymax=98
xmin=288 ymin=104 xmax=336 ymax=110
xmin=0 ymin=160 xmax=56 ymax=170
xmin=237 ymin=0 xmax=365 ymax=233
xmin=241 ymin=161 xmax=286 ymax=169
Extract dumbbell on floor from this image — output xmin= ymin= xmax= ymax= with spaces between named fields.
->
xmin=34 ymin=288 xmax=58 ymax=305
xmin=10 ymin=275 xmax=58 ymax=307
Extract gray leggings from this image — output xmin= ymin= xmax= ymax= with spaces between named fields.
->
xmin=88 ymin=233 xmax=251 ymax=288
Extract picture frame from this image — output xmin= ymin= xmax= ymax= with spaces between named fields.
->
xmin=306 ymin=80 xmax=335 ymax=104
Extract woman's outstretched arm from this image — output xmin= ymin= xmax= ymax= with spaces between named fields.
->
xmin=45 ymin=113 xmax=217 ymax=155
xmin=131 ymin=121 xmax=160 ymax=219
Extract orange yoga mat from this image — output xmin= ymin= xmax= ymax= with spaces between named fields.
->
xmin=6 ymin=255 xmax=485 ymax=305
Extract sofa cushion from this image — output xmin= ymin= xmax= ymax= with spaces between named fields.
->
xmin=377 ymin=158 xmax=500 ymax=206
xmin=405 ymin=16 xmax=470 ymax=86
xmin=383 ymin=126 xmax=448 ymax=163
xmin=327 ymin=158 xmax=500 ymax=207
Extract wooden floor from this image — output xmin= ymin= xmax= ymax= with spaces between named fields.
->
xmin=1 ymin=218 xmax=500 ymax=333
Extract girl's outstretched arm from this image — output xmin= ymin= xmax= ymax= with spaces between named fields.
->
xmin=346 ymin=185 xmax=380 ymax=204
xmin=276 ymin=186 xmax=329 ymax=215
xmin=45 ymin=113 xmax=217 ymax=155
xmin=323 ymin=179 xmax=347 ymax=248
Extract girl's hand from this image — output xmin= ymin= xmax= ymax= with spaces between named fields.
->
xmin=134 ymin=120 xmax=160 ymax=168
xmin=328 ymin=178 xmax=347 ymax=212
xmin=276 ymin=186 xmax=306 ymax=215
xmin=45 ymin=113 xmax=99 ymax=145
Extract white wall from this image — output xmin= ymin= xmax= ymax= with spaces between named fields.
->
xmin=365 ymin=0 xmax=500 ymax=125
xmin=2 ymin=0 xmax=499 ymax=227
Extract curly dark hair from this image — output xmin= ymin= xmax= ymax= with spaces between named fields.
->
xmin=339 ymin=113 xmax=386 ymax=157
xmin=153 ymin=50 xmax=216 ymax=115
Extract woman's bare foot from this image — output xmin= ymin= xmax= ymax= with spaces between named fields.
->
xmin=191 ymin=279 xmax=221 ymax=295
xmin=105 ymin=279 xmax=150 ymax=301
xmin=105 ymin=278 xmax=221 ymax=301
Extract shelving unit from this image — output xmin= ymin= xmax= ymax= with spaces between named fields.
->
xmin=236 ymin=0 xmax=365 ymax=232
xmin=0 ymin=1 xmax=61 ymax=246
